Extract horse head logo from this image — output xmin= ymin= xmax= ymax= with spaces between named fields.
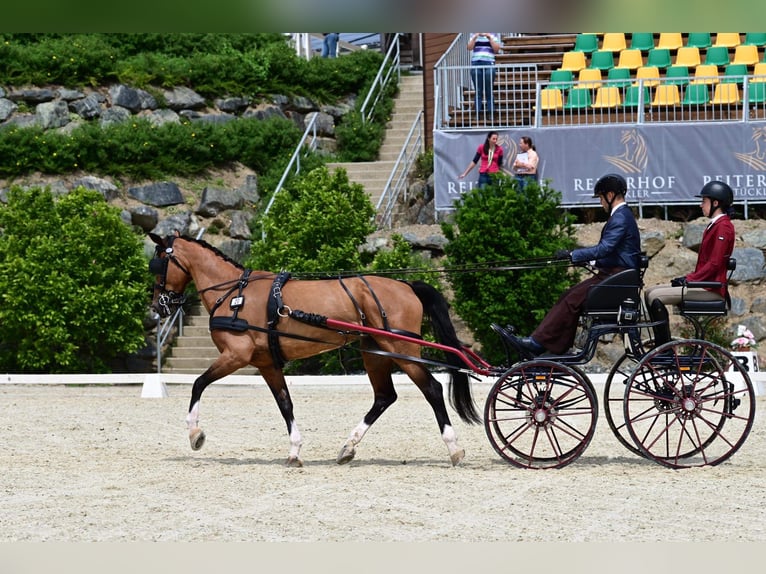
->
xmin=603 ymin=129 xmax=648 ymax=174
xmin=734 ymin=127 xmax=766 ymax=170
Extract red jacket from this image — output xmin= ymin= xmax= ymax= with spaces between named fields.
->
xmin=686 ymin=215 xmax=735 ymax=299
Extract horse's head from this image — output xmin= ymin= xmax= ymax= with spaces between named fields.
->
xmin=149 ymin=232 xmax=192 ymax=317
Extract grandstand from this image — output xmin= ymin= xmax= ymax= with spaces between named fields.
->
xmin=433 ymin=33 xmax=766 ymax=216
xmin=435 ymin=33 xmax=766 ymax=129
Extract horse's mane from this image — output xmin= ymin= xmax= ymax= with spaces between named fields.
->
xmin=180 ymin=235 xmax=245 ymax=270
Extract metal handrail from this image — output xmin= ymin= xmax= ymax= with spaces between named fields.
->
xmin=376 ymin=110 xmax=424 ymax=229
xmin=360 ymin=33 xmax=401 ymax=123
xmin=155 ymin=227 xmax=205 ymax=374
xmin=261 ymin=113 xmax=319 ymax=236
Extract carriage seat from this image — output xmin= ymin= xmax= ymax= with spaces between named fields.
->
xmin=584 ymin=268 xmax=642 ymax=324
xmin=676 ymin=257 xmax=736 ymax=318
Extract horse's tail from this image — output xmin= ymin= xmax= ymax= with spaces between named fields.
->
xmin=408 ymin=280 xmax=481 ymax=425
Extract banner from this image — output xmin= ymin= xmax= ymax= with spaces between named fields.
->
xmin=435 ymin=123 xmax=766 ymax=210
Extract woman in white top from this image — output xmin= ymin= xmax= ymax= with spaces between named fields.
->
xmin=512 ymin=136 xmax=539 ymax=189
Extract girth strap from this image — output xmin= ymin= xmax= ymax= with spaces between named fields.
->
xmin=267 ymin=271 xmax=291 ymax=369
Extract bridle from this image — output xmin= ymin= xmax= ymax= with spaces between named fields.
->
xmin=150 ymin=235 xmax=192 ymax=316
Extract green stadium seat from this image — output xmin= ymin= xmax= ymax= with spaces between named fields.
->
xmin=664 ymin=65 xmax=691 ymax=85
xmin=722 ymin=63 xmax=748 ymax=84
xmin=747 ymin=81 xmax=766 ymax=103
xmin=687 ymin=33 xmax=712 ymax=49
xmin=646 ymin=48 xmax=672 ymax=69
xmin=623 ymin=85 xmax=651 ymax=107
xmin=607 ymin=67 xmax=633 ymax=88
xmin=630 ymin=33 xmax=655 ymax=52
xmin=589 ymin=50 xmax=615 ymax=71
xmin=743 ymin=33 xmax=766 ymax=47
xmin=574 ymin=33 xmax=599 ymax=53
xmin=705 ymin=46 xmax=730 ymax=67
xmin=682 ymin=84 xmax=710 ymax=105
xmin=548 ymin=69 xmax=574 ymax=89
xmin=563 ymin=87 xmax=592 ymax=109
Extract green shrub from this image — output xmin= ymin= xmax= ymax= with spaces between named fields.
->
xmin=442 ymin=175 xmax=579 ymax=365
xmin=0 ymin=186 xmax=149 ymax=372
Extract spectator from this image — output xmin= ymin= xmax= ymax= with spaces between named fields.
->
xmin=512 ymin=136 xmax=539 ymax=188
xmin=508 ymin=173 xmax=642 ymax=356
xmin=322 ymin=33 xmax=339 ymax=58
xmin=467 ymin=33 xmax=502 ymax=121
xmin=458 ymin=131 xmax=505 ymax=188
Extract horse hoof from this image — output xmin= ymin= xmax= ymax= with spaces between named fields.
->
xmin=336 ymin=445 xmax=356 ymax=465
xmin=285 ymin=456 xmax=303 ymax=468
xmin=450 ymin=449 xmax=465 ymax=466
xmin=189 ymin=428 xmax=206 ymax=451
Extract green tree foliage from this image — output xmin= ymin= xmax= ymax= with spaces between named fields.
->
xmin=0 ymin=186 xmax=148 ymax=373
xmin=442 ymin=176 xmax=579 ymax=365
xmin=246 ymin=166 xmax=434 ymax=374
xmin=248 ymin=166 xmax=375 ymax=273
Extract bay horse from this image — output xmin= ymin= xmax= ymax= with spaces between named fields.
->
xmin=148 ymin=232 xmax=480 ymax=467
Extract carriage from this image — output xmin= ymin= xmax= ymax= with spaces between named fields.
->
xmin=149 ymin=233 xmax=756 ymax=470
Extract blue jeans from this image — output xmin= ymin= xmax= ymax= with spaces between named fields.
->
xmin=478 ymin=172 xmax=492 ymax=188
xmin=470 ymin=64 xmax=496 ymax=118
xmin=322 ymin=33 xmax=339 ymax=58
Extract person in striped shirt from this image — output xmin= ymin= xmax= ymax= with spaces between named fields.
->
xmin=467 ymin=33 xmax=502 ymax=120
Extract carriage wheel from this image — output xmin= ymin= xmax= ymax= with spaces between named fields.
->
xmin=623 ymin=339 xmax=756 ymax=469
xmin=484 ymin=360 xmax=598 ymax=469
xmin=603 ymin=339 xmax=655 ymax=458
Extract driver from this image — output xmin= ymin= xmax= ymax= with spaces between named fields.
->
xmin=510 ymin=173 xmax=642 ymax=356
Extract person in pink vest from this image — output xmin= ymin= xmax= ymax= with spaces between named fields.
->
xmin=458 ymin=131 xmax=505 ymax=188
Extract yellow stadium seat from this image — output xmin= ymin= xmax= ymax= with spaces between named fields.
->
xmin=752 ymin=62 xmax=766 ymax=82
xmin=578 ymin=67 xmax=602 ymax=89
xmin=652 ymin=84 xmax=681 ymax=106
xmin=732 ymin=44 xmax=760 ymax=66
xmin=592 ymin=86 xmax=622 ymax=108
xmin=657 ymin=33 xmax=683 ymax=51
xmin=559 ymin=50 xmax=587 ymax=72
xmin=601 ymin=33 xmax=627 ymax=52
xmin=713 ymin=33 xmax=741 ymax=48
xmin=635 ymin=66 xmax=661 ymax=87
xmin=711 ymin=83 xmax=740 ymax=104
xmin=692 ymin=64 xmax=720 ymax=85
xmin=540 ymin=88 xmax=564 ymax=110
xmin=675 ymin=46 xmax=701 ymax=68
xmin=616 ymin=48 xmax=644 ymax=70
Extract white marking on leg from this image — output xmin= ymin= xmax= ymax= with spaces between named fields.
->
xmin=288 ymin=420 xmax=302 ymax=461
xmin=186 ymin=401 xmax=200 ymax=430
xmin=346 ymin=420 xmax=370 ymax=448
xmin=442 ymin=424 xmax=465 ymax=466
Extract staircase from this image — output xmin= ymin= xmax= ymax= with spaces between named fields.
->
xmin=162 ymin=74 xmax=423 ymax=375
xmin=161 ymin=304 xmax=259 ymax=375
xmin=326 ymin=72 xmax=424 ymax=208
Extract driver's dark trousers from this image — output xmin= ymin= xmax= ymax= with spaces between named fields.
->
xmin=531 ymin=268 xmax=622 ymax=355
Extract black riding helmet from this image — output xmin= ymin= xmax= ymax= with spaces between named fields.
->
xmin=696 ymin=180 xmax=734 ymax=213
xmin=593 ymin=173 xmax=628 ymax=198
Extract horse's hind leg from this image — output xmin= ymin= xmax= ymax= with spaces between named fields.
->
xmin=400 ymin=362 xmax=465 ymax=466
xmin=259 ymin=364 xmax=303 ymax=467
xmin=337 ymin=351 xmax=398 ymax=464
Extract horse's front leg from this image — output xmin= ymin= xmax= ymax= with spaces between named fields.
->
xmin=259 ymin=364 xmax=303 ymax=467
xmin=187 ymin=348 xmax=247 ymax=451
